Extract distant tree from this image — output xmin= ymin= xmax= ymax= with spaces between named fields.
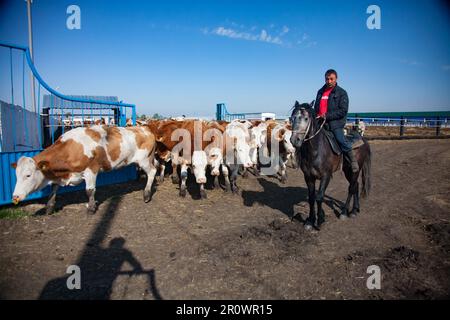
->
xmin=137 ymin=114 xmax=147 ymax=121
xmin=152 ymin=113 xmax=164 ymax=120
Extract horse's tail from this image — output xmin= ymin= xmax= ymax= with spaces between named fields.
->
xmin=361 ymin=142 xmax=371 ymax=198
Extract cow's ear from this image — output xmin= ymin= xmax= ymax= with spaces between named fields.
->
xmin=310 ymin=100 xmax=315 ymax=107
xmin=276 ymin=128 xmax=286 ymax=141
xmin=11 ymin=162 xmax=17 ymax=169
xmin=295 ymin=100 xmax=300 ymax=107
xmin=37 ymin=160 xmax=50 ymax=172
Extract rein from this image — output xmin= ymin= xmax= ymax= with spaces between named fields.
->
xmin=303 ymin=116 xmax=326 ymax=142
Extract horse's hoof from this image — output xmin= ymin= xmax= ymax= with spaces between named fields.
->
xmin=179 ymin=188 xmax=187 ymax=198
xmin=45 ymin=206 xmax=55 ymax=215
xmin=339 ymin=213 xmax=348 ymax=220
xmin=232 ymin=187 xmax=239 ymax=195
xmin=349 ymin=213 xmax=357 ymax=218
xmin=280 ymin=176 xmax=287 ymax=184
xmin=213 ymin=180 xmax=220 ymax=190
xmin=200 ymin=190 xmax=207 ymax=199
xmin=158 ymin=175 xmax=164 ymax=183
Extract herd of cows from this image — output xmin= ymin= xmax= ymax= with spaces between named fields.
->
xmin=11 ymin=118 xmax=297 ymax=214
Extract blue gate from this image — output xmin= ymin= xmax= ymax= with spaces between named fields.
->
xmin=0 ymin=42 xmax=138 ymax=206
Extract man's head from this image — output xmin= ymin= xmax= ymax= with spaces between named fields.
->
xmin=325 ymin=69 xmax=338 ymax=88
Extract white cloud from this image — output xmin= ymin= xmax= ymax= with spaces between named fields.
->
xmin=260 ymin=29 xmax=268 ymax=41
xmin=206 ymin=26 xmax=284 ymax=45
xmin=281 ymin=25 xmax=289 ymax=35
xmin=203 ymin=24 xmax=315 ymax=48
xmin=400 ymin=59 xmax=420 ymax=66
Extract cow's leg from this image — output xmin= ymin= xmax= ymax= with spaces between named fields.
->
xmin=84 ymin=169 xmax=98 ymax=214
xmin=210 ymin=170 xmax=220 ymax=190
xmin=230 ymin=164 xmax=240 ymax=194
xmin=304 ymin=176 xmax=316 ymax=230
xmin=179 ymin=163 xmax=188 ymax=197
xmin=140 ymin=158 xmax=157 ymax=203
xmin=159 ymin=162 xmax=166 ymax=183
xmin=153 ymin=158 xmax=165 ymax=183
xmin=316 ymin=174 xmax=331 ymax=228
xmin=279 ymin=153 xmax=288 ymax=184
xmin=222 ymin=164 xmax=231 ymax=192
xmin=199 ymin=183 xmax=207 ymax=199
xmin=289 ymin=152 xmax=298 ymax=169
xmin=171 ymin=162 xmax=179 ymax=184
xmin=46 ymin=184 xmax=59 ymax=215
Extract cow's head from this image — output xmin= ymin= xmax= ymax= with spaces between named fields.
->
xmin=247 ymin=124 xmax=266 ymax=165
xmin=207 ymin=147 xmax=223 ymax=176
xmin=11 ymin=157 xmax=49 ymax=204
xmin=192 ymin=151 xmax=208 ymax=184
xmin=275 ymin=126 xmax=296 ymax=154
xmin=226 ymin=125 xmax=253 ymax=168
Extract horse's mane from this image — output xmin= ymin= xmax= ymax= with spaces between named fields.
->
xmin=291 ymin=100 xmax=316 ymax=117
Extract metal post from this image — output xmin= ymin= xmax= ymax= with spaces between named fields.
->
xmin=400 ymin=116 xmax=405 ymax=136
xmin=26 ymin=0 xmax=36 ymax=113
xmin=436 ymin=116 xmax=441 ymax=136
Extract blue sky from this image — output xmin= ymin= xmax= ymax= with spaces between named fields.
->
xmin=0 ymin=0 xmax=449 ymax=118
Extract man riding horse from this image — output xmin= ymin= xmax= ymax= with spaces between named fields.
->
xmin=314 ymin=69 xmax=359 ymax=173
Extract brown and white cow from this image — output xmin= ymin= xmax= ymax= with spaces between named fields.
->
xmin=12 ymin=125 xmax=157 ymax=214
xmin=153 ymin=120 xmax=224 ymax=199
xmin=265 ymin=121 xmax=296 ymax=183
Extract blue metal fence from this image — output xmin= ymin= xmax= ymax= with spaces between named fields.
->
xmin=0 ymin=42 xmax=138 ymax=206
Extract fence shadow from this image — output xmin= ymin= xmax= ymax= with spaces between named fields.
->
xmin=38 ymin=194 xmax=163 ymax=300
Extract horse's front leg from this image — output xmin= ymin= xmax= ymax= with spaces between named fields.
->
xmin=316 ymin=174 xmax=331 ymax=228
xmin=304 ymin=176 xmax=316 ymax=230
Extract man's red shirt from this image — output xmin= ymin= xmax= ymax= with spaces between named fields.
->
xmin=318 ymin=86 xmax=334 ymax=117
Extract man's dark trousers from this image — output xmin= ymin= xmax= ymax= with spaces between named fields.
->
xmin=332 ymin=128 xmax=352 ymax=153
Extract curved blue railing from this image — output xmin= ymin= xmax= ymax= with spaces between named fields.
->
xmin=0 ymin=41 xmax=136 ymax=111
xmin=0 ymin=41 xmax=138 ymax=206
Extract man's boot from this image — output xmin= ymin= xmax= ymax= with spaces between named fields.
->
xmin=346 ymin=150 xmax=359 ymax=173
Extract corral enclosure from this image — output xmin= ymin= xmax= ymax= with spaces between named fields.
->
xmin=0 ymin=139 xmax=449 ymax=299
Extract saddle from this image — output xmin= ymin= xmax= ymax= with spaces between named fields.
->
xmin=323 ymin=126 xmax=365 ymax=155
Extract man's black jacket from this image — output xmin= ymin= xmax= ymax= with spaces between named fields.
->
xmin=313 ymin=84 xmax=349 ymax=130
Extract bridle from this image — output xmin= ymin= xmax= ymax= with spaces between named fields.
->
xmin=291 ymin=107 xmax=326 ymax=142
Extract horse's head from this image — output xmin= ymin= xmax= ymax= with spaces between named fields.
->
xmin=289 ymin=100 xmax=315 ymax=148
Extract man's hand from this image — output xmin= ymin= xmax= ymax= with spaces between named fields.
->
xmin=316 ymin=114 xmax=326 ymax=120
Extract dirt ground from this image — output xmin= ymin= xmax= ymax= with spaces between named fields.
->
xmin=0 ymin=139 xmax=449 ymax=300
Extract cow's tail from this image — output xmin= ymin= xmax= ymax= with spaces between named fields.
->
xmin=361 ymin=142 xmax=371 ymax=198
